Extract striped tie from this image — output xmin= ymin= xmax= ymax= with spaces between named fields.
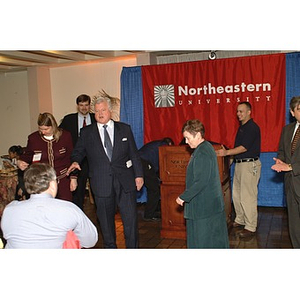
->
xmin=103 ymin=124 xmax=113 ymax=161
xmin=291 ymin=125 xmax=300 ymax=155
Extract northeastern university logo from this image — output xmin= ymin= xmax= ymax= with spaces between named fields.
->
xmin=154 ymin=82 xmax=273 ymax=108
xmin=154 ymin=85 xmax=175 ymax=107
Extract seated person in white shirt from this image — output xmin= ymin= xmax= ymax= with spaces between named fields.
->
xmin=1 ymin=163 xmax=98 ymax=249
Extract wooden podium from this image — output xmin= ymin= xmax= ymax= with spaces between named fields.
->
xmin=159 ymin=144 xmax=231 ymax=239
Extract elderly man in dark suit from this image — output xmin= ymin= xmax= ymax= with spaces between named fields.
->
xmin=272 ymin=96 xmax=300 ymax=248
xmin=59 ymin=94 xmax=96 ymax=210
xmin=67 ymin=96 xmax=144 ymax=248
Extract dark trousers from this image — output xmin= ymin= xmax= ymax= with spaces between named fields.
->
xmin=286 ymin=177 xmax=300 ymax=248
xmin=141 ymin=159 xmax=160 ymax=218
xmin=94 ymin=176 xmax=138 ymax=249
xmin=72 ymin=159 xmax=90 ymax=210
xmin=57 ymin=176 xmax=72 ymax=201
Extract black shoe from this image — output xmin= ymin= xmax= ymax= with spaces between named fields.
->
xmin=239 ymin=229 xmax=255 ymax=238
xmin=232 ymin=222 xmax=244 ymax=228
xmin=143 ymin=216 xmax=161 ymax=222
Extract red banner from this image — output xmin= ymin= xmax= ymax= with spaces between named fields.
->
xmin=142 ymin=54 xmax=286 ymax=152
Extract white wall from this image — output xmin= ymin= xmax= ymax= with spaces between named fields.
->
xmin=0 ymin=57 xmax=137 ymax=155
xmin=0 ymin=71 xmax=31 ymax=154
xmin=50 ymin=58 xmax=137 ymax=124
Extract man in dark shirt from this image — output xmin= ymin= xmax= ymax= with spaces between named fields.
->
xmin=216 ymin=102 xmax=261 ymax=238
xmin=138 ymin=138 xmax=174 ymax=221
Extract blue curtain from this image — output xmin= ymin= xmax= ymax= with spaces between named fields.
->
xmin=286 ymin=52 xmax=300 ymax=122
xmin=120 ymin=53 xmax=300 ymax=207
xmin=120 ymin=66 xmax=144 ymax=149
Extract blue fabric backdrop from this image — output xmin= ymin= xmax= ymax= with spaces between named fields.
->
xmin=120 ymin=53 xmax=300 ymax=207
xmin=120 ymin=66 xmax=144 ymax=149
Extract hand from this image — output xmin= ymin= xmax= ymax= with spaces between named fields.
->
xmin=135 ymin=177 xmax=144 ymax=191
xmin=215 ymin=145 xmax=227 ymax=157
xmin=176 ymin=197 xmax=184 ymax=206
xmin=70 ymin=178 xmax=77 ymax=192
xmin=272 ymin=157 xmax=283 ymax=164
xmin=271 ymin=157 xmax=291 ymax=172
xmin=16 ymin=160 xmax=29 ymax=171
xmin=67 ymin=162 xmax=81 ymax=175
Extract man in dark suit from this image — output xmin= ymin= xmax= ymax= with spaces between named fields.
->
xmin=59 ymin=94 xmax=96 ymax=210
xmin=272 ymin=96 xmax=300 ymax=248
xmin=67 ymin=96 xmax=144 ymax=248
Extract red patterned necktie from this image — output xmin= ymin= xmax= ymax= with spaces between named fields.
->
xmin=83 ymin=117 xmax=86 ymax=127
xmin=291 ymin=125 xmax=300 ymax=155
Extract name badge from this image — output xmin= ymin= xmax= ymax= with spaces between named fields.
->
xmin=126 ymin=160 xmax=132 ymax=168
xmin=32 ymin=152 xmax=42 ymax=162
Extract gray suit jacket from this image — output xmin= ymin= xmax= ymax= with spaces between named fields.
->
xmin=71 ymin=121 xmax=143 ymax=198
xmin=277 ymin=121 xmax=300 ymax=197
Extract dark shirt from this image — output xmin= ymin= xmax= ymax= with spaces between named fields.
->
xmin=138 ymin=140 xmax=169 ymax=174
xmin=234 ymin=118 xmax=261 ymax=159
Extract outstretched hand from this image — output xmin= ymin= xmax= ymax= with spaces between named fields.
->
xmin=215 ymin=145 xmax=227 ymax=157
xmin=67 ymin=162 xmax=81 ymax=176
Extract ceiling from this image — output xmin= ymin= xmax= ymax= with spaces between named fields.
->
xmin=0 ymin=50 xmax=149 ymax=73
xmin=0 ymin=50 xmax=213 ymax=73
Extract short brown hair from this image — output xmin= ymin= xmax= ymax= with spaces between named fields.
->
xmin=76 ymin=94 xmax=91 ymax=105
xmin=24 ymin=163 xmax=56 ymax=194
xmin=182 ymin=119 xmax=205 ymax=138
xmin=290 ymin=96 xmax=300 ymax=112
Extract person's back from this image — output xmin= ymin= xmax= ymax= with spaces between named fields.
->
xmin=2 ymin=194 xmax=97 ymax=249
xmin=138 ymin=138 xmax=174 ymax=173
xmin=0 ymin=163 xmax=98 ymax=249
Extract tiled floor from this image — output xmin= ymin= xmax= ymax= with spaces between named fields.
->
xmin=83 ymin=197 xmax=293 ymax=249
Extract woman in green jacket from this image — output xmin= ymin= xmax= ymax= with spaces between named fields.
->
xmin=176 ymin=119 xmax=229 ymax=248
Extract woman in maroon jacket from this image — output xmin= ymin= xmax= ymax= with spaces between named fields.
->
xmin=17 ymin=113 xmax=77 ymax=201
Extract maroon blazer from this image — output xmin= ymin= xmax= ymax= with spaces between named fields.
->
xmin=21 ymin=130 xmax=74 ymax=179
xmin=20 ymin=130 xmax=74 ymax=200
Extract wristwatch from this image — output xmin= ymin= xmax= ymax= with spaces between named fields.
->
xmin=288 ymin=164 xmax=292 ymax=171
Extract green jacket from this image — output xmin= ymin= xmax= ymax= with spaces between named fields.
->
xmin=180 ymin=141 xmax=225 ymax=220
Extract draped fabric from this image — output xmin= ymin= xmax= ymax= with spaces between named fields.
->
xmin=142 ymin=54 xmax=286 ymax=152
xmin=286 ymin=52 xmax=300 ymax=123
xmin=120 ymin=66 xmax=144 ymax=149
xmin=119 ymin=52 xmax=300 ymax=207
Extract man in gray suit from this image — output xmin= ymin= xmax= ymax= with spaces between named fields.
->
xmin=272 ymin=96 xmax=300 ymax=248
xmin=67 ymin=96 xmax=144 ymax=248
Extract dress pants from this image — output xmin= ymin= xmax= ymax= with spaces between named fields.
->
xmin=72 ymin=158 xmax=90 ymax=210
xmin=285 ymin=174 xmax=300 ymax=248
xmin=232 ymin=159 xmax=261 ymax=232
xmin=94 ymin=176 xmax=139 ymax=249
xmin=57 ymin=176 xmax=72 ymax=201
xmin=141 ymin=159 xmax=160 ymax=218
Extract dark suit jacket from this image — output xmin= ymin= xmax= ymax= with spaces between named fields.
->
xmin=71 ymin=121 xmax=143 ymax=198
xmin=277 ymin=121 xmax=300 ymax=197
xmin=59 ymin=113 xmax=96 ymax=146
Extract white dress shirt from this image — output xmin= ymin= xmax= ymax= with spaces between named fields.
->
xmin=78 ymin=113 xmax=92 ymax=134
xmin=291 ymin=122 xmax=300 ymax=142
xmin=97 ymin=119 xmax=114 ymax=153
